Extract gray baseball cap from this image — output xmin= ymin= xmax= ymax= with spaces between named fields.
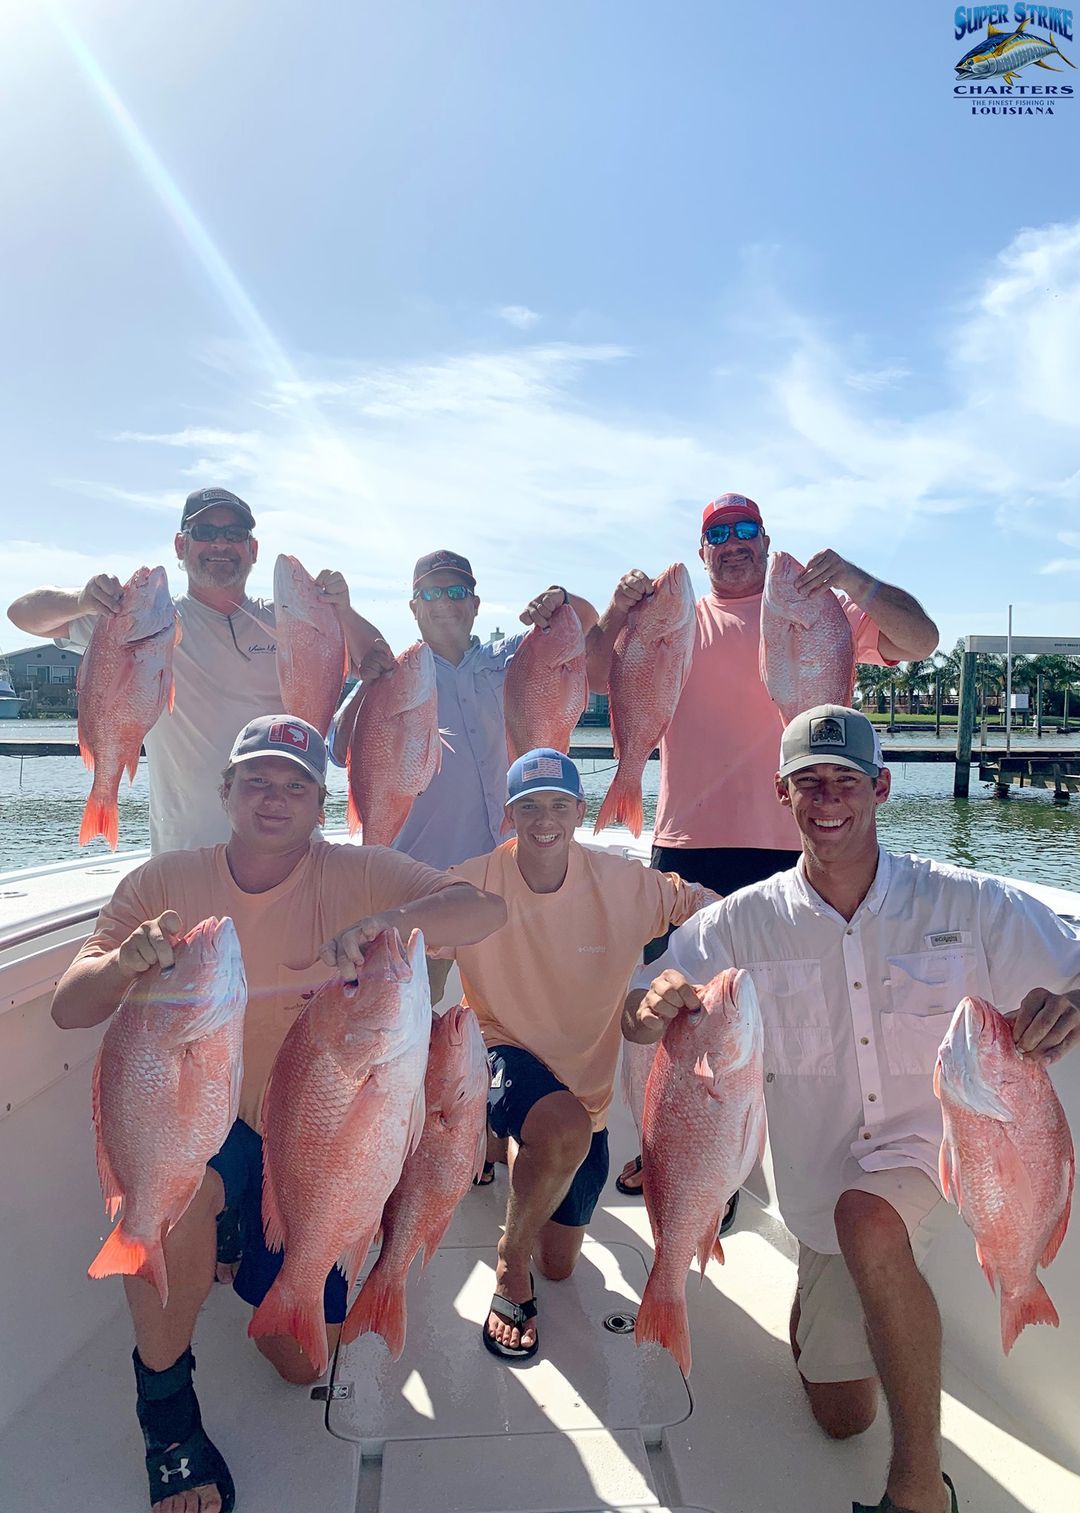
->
xmin=227 ymin=716 xmax=328 ymax=784
xmin=182 ymin=486 xmax=255 ymax=530
xmin=778 ymin=705 xmax=883 ymax=780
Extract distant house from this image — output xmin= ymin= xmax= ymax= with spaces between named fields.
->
xmin=3 ymin=644 xmax=82 ymax=714
xmin=5 ymin=644 xmax=83 ymax=692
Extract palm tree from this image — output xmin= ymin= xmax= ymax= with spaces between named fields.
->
xmin=855 ymin=663 xmax=891 ymax=714
xmin=897 ymin=658 xmax=934 ymax=715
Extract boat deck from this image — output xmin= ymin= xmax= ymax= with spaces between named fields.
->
xmin=2 ymin=836 xmax=1079 ymax=1512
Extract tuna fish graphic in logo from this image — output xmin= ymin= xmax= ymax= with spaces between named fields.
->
xmin=955 ymin=18 xmax=1076 ymax=84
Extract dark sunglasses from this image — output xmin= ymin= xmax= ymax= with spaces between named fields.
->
xmin=413 ymin=584 xmax=473 ymax=602
xmin=186 ymin=522 xmax=252 ymax=544
xmin=703 ymin=520 xmax=762 ymax=545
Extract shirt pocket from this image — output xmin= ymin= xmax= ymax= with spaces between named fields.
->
xmin=743 ymin=959 xmax=835 ymax=1078
xmin=881 ymin=948 xmax=975 ymax=1076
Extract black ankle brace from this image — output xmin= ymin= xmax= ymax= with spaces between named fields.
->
xmin=132 ymin=1347 xmax=200 ymax=1451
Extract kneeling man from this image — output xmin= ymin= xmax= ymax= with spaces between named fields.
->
xmin=440 ymin=748 xmax=712 ymax=1361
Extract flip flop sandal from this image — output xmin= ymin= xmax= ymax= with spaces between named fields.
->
xmin=482 ymin=1277 xmax=539 ymax=1361
xmin=853 ymin=1471 xmax=958 ymax=1513
xmin=718 ymin=1190 xmax=740 ymax=1237
xmin=133 ymin=1347 xmax=236 ymax=1513
xmin=614 ymin=1154 xmax=644 ymax=1196
xmin=472 ymin=1160 xmax=496 ymax=1187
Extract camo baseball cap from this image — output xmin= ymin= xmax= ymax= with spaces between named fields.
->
xmin=182 ymin=487 xmax=255 ymax=530
xmin=227 ymin=716 xmax=328 ymax=784
xmin=778 ymin=705 xmax=883 ymax=780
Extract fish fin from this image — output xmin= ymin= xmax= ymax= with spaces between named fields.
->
xmin=404 ymin=1082 xmax=427 ymax=1160
xmin=1039 ymin=1180 xmax=1073 ymax=1269
xmin=248 ymin=1276 xmax=329 ymax=1377
xmin=693 ymin=1052 xmax=716 ymax=1085
xmin=336 ymin=1223 xmax=381 ymax=1292
xmin=1000 ymin=1277 xmax=1058 ymax=1356
xmin=986 ymin=21 xmax=1002 ymax=34
xmin=260 ymin=1159 xmax=287 ymax=1254
xmin=341 ymin=1263 xmax=408 ymax=1359
xmin=170 ymin=985 xmax=244 ymax=1046
xmin=635 ymin=1270 xmax=692 ymax=1376
xmin=735 ymin=1097 xmax=768 ymax=1186
xmin=88 ymin=1224 xmax=169 ymax=1306
xmin=1034 ymin=57 xmax=1062 ymax=69
xmin=974 ymin=1239 xmax=998 ymax=1295
xmin=79 ymin=789 xmax=119 ymax=850
xmin=593 ymin=769 xmax=643 ymax=838
xmin=91 ymin=1051 xmax=124 ymax=1219
xmin=696 ymin=1215 xmax=726 ymax=1276
xmin=346 ymin=787 xmax=362 ymax=837
xmin=938 ymin=1137 xmax=960 ymax=1209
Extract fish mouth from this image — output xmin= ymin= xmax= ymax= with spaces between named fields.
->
xmin=445 ymin=1003 xmax=467 ymax=1044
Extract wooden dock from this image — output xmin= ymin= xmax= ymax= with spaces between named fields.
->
xmin=978 ymin=754 xmax=1080 ymax=803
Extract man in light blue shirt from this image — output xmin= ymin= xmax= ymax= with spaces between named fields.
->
xmin=332 ymin=549 xmax=597 ymax=870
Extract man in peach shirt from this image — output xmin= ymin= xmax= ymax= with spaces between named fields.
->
xmin=587 ymin=492 xmax=939 ymax=1197
xmin=441 ymin=748 xmax=712 ymax=1362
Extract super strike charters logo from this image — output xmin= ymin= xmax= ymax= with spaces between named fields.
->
xmin=953 ymin=5 xmax=1076 ymax=112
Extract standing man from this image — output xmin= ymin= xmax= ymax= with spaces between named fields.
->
xmin=6 ymin=486 xmax=385 ymax=852
xmin=436 ymin=749 xmax=713 ymax=1361
xmin=588 ymin=491 xmax=939 ymax=1196
xmin=334 ymin=549 xmax=598 ymax=870
xmin=50 ymin=714 xmax=506 ymax=1513
xmin=624 ymin=705 xmax=1079 ymax=1513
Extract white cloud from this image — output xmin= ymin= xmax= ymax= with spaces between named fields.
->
xmin=495 ymin=304 xmax=542 ymax=330
xmin=8 ymin=219 xmax=1080 ymax=652
xmin=1040 ymin=558 xmax=1080 ymax=575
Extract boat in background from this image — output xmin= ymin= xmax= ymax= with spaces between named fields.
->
xmin=0 ymin=667 xmax=22 ymax=719
xmin=0 ymin=830 xmax=1077 ymax=1512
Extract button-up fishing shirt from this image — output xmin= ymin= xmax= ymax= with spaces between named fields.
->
xmin=631 ymin=849 xmax=1080 ymax=1253
xmin=384 ymin=633 xmax=526 ymax=869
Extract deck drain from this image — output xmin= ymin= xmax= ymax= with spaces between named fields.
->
xmin=602 ymin=1311 xmax=637 ymax=1334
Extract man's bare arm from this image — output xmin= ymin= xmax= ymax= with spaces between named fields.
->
xmin=52 ymin=911 xmax=182 ymax=1029
xmin=796 ymin=552 xmax=938 ymax=662
xmin=317 ymin=883 xmax=507 ymax=974
xmin=7 ymin=574 xmax=123 ymax=640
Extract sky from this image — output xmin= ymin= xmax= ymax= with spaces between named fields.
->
xmin=1 ymin=0 xmax=1078 ymax=660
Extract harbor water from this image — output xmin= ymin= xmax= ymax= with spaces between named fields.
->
xmin=1 ymin=720 xmax=1077 ymax=888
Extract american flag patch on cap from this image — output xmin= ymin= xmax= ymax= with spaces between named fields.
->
xmin=522 ymin=755 xmax=564 ymax=781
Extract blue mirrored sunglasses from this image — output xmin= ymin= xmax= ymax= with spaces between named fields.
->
xmin=414 ymin=583 xmax=473 ymax=602
xmin=703 ymin=520 xmax=762 ymax=546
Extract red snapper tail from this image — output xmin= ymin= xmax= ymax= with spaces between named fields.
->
xmin=79 ymin=783 xmax=120 ymax=849
xmin=341 ymin=1263 xmax=408 ymax=1360
xmin=88 ymin=1224 xmax=168 ymax=1306
xmin=1000 ymin=1277 xmax=1059 ymax=1355
xmin=594 ymin=765 xmax=644 ymax=837
xmin=635 ymin=1267 xmax=691 ymax=1376
xmin=248 ymin=1274 xmax=330 ymax=1377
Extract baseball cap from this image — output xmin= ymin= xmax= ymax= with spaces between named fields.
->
xmin=506 ymin=748 xmax=584 ymax=805
xmin=412 ymin=549 xmax=476 ymax=592
xmin=701 ymin=493 xmax=763 ymax=535
xmin=182 ymin=487 xmax=256 ymax=531
xmin=227 ymin=715 xmax=328 ymax=784
xmin=778 ymin=705 xmax=883 ymax=780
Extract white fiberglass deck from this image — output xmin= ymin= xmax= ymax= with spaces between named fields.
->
xmin=1 ymin=834 xmax=1079 ymax=1511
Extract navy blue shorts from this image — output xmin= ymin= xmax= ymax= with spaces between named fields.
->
xmin=207 ymin=1118 xmax=348 ymax=1324
xmin=486 ymin=1045 xmax=609 ymax=1228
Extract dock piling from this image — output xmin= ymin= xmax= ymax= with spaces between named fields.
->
xmin=954 ymin=651 xmax=978 ymax=798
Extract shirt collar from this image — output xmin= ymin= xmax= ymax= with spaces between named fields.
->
xmin=791 ymin=847 xmax=892 ymax=918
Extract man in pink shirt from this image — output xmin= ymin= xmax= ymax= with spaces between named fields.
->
xmin=588 ymin=492 xmax=938 ymax=1196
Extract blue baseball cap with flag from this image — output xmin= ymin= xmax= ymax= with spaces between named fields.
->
xmin=506 ymin=748 xmax=584 ymax=805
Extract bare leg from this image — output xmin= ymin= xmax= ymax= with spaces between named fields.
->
xmin=835 ymin=1190 xmax=949 ymax=1513
xmin=535 ymin=1219 xmax=586 ymax=1281
xmin=789 ymin=1293 xmax=878 ymax=1440
xmin=487 ymin=1091 xmax=592 ymax=1352
xmin=253 ymin=1324 xmax=342 ymax=1386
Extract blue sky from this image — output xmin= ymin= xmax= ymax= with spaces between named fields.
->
xmin=2 ymin=0 xmax=1078 ymax=659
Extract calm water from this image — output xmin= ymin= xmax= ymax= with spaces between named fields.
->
xmin=1 ymin=720 xmax=1078 ymax=891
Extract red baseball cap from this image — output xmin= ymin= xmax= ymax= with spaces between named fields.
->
xmin=701 ymin=493 xmax=763 ymax=535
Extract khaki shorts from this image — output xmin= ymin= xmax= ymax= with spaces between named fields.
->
xmin=794 ymin=1167 xmax=950 ymax=1385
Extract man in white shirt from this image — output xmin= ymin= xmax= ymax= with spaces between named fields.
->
xmin=624 ymin=705 xmax=1080 ymax=1513
xmin=6 ymin=486 xmax=385 ymax=852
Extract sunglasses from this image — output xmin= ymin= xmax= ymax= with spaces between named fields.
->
xmin=413 ymin=584 xmax=473 ymax=602
xmin=186 ymin=522 xmax=252 ymax=544
xmin=702 ymin=520 xmax=762 ymax=545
